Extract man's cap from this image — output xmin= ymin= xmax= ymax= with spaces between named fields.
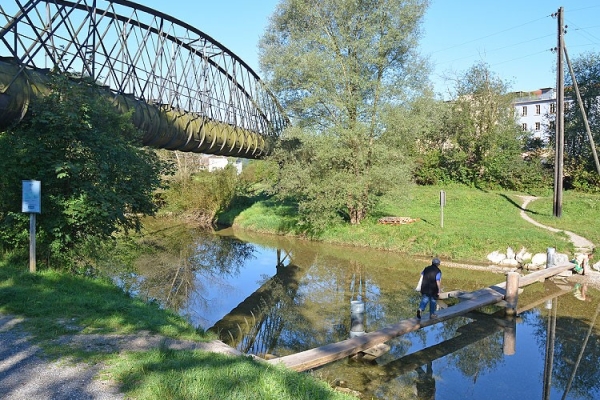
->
xmin=432 ymin=257 xmax=441 ymax=265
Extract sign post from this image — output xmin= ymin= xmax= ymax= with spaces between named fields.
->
xmin=22 ymin=180 xmax=41 ymax=273
xmin=440 ymin=190 xmax=446 ymax=228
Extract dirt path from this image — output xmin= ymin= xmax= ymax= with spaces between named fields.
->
xmin=518 ymin=195 xmax=595 ymax=253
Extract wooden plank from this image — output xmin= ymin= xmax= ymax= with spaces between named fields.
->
xmin=267 ymin=288 xmax=505 ymax=371
xmin=516 ymin=263 xmax=574 ymax=286
xmin=438 ymin=290 xmax=466 ymax=299
xmin=266 ymin=263 xmax=575 ymax=372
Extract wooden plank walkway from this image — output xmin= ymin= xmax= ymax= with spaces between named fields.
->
xmin=266 ymin=263 xmax=575 ymax=372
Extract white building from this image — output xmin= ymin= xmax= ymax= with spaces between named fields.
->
xmin=203 ymin=155 xmax=243 ymax=174
xmin=513 ymin=87 xmax=556 ymax=141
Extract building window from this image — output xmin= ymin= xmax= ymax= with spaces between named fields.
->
xmin=522 ymin=123 xmax=527 ymax=131
xmin=535 ymin=122 xmax=541 ymax=131
xmin=522 ymin=106 xmax=527 ymax=116
xmin=549 ymin=121 xmax=555 ymax=131
xmin=535 ymin=105 xmax=541 ymax=115
xmin=550 ymin=103 xmax=556 ymax=113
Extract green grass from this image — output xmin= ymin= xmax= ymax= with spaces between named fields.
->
xmin=523 ymin=191 xmax=600 ymax=246
xmin=0 ymin=256 xmax=205 ymax=342
xmin=229 ymin=199 xmax=303 ymax=235
xmin=2 ymin=184 xmax=596 ymax=399
xmin=230 ymin=185 xmax=598 ymax=263
xmin=0 ymin=255 xmax=354 ymax=399
xmin=106 ymin=346 xmax=352 ymax=400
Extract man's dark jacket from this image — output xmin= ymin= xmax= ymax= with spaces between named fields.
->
xmin=420 ymin=264 xmax=441 ymax=297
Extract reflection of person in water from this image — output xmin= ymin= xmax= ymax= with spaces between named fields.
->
xmin=574 ymin=283 xmax=590 ymax=301
xmin=416 ymin=361 xmax=436 ymax=399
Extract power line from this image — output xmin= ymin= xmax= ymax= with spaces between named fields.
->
xmin=434 ymin=34 xmax=554 ymax=68
xmin=490 ymin=48 xmax=551 ymax=68
xmin=425 ymin=15 xmax=551 ymax=56
xmin=565 ymin=21 xmax=600 ymax=47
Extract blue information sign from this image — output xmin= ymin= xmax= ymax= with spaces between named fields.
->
xmin=22 ymin=180 xmax=41 ymax=213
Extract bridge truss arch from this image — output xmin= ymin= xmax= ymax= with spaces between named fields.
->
xmin=0 ymin=0 xmax=288 ymax=158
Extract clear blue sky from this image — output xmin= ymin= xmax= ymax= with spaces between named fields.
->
xmin=6 ymin=0 xmax=599 ymax=97
xmin=145 ymin=0 xmax=599 ymax=97
xmin=419 ymin=0 xmax=600 ymax=97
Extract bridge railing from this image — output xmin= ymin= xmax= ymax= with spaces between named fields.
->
xmin=0 ymin=0 xmax=288 ymax=147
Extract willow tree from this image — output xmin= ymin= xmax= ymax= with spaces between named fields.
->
xmin=259 ymin=0 xmax=429 ymax=227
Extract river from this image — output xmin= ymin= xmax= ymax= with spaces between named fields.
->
xmin=108 ymin=221 xmax=600 ymax=400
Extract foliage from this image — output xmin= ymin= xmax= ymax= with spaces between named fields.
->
xmin=266 ymin=126 xmax=412 ymax=233
xmin=0 ymin=75 xmax=169 ymax=270
xmin=259 ymin=0 xmax=429 ymax=226
xmin=410 ymin=62 xmax=552 ymax=190
xmin=157 ymin=150 xmax=206 ymax=184
xmin=159 ymin=165 xmax=239 ymax=226
xmin=560 ymin=51 xmax=600 ymax=191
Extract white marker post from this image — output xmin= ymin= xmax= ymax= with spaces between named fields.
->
xmin=22 ymin=180 xmax=41 ymax=273
xmin=440 ymin=190 xmax=446 ymax=228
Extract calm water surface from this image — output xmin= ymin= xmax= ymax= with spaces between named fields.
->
xmin=115 ymin=223 xmax=600 ymax=400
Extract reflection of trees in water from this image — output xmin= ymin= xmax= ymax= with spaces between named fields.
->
xmin=191 ymin=230 xmax=255 ymax=275
xmin=447 ymin=327 xmax=503 ymax=380
xmin=437 ymin=310 xmax=504 ymax=381
xmin=110 ymin=227 xmax=255 ymax=320
xmin=415 ymin=362 xmax=436 ymax=400
xmin=250 ymin=256 xmax=427 ymax=359
xmin=529 ymin=303 xmax=600 ymax=400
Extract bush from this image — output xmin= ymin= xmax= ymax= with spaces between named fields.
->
xmin=160 ymin=166 xmax=238 ymax=226
xmin=0 ymin=75 xmax=168 ymax=270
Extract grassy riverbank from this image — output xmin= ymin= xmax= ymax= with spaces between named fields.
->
xmin=1 ymin=185 xmax=597 ymax=399
xmin=0 ymin=255 xmax=354 ymax=399
xmin=224 ymin=185 xmax=599 ymax=263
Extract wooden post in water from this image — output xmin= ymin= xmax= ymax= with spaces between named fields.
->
xmin=503 ymin=317 xmax=516 ymax=356
xmin=505 ymin=272 xmax=520 ymax=316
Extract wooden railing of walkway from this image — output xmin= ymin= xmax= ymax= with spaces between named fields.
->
xmin=266 ymin=263 xmax=575 ymax=372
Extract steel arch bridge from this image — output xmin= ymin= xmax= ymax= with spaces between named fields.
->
xmin=0 ymin=0 xmax=289 ymax=158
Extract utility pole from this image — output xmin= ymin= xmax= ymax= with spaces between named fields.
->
xmin=553 ymin=7 xmax=565 ymax=218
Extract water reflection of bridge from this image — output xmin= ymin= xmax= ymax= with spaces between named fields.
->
xmin=209 ymin=248 xmax=303 ymax=355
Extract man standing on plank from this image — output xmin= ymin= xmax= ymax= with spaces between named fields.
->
xmin=417 ymin=258 xmax=442 ymax=319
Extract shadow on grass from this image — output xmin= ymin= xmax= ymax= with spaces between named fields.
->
xmin=498 ymin=193 xmax=541 ymax=215
xmin=217 ymin=192 xmax=271 ymax=226
xmin=109 ymin=346 xmax=351 ymax=399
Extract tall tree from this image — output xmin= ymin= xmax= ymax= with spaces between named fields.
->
xmin=413 ymin=62 xmax=543 ymax=189
xmin=259 ymin=0 xmax=429 ymax=226
xmin=0 ymin=75 xmax=169 ymax=269
xmin=562 ymin=51 xmax=600 ymax=189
